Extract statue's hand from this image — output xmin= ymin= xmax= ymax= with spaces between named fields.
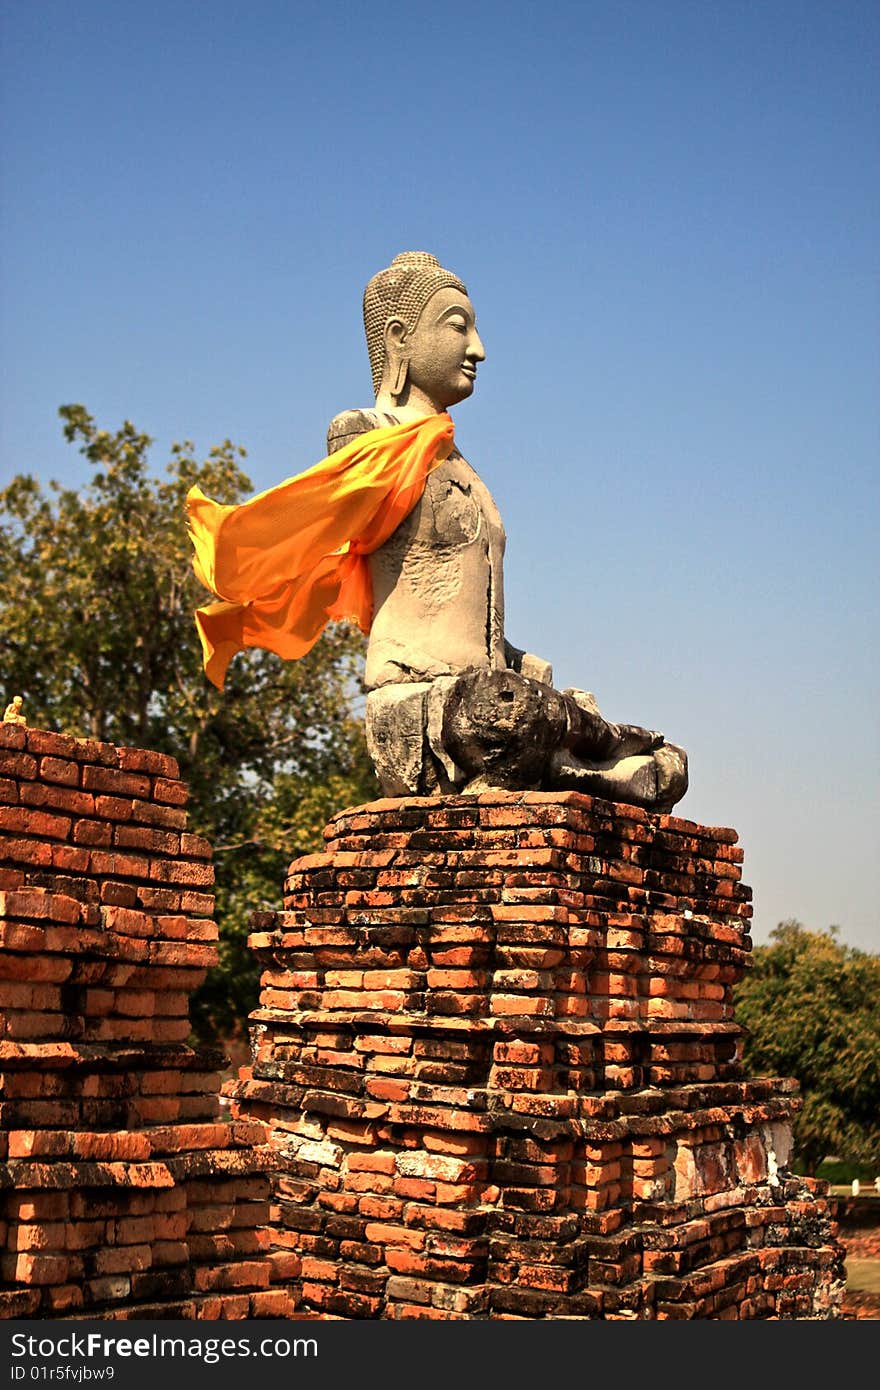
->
xmin=610 ymin=723 xmax=665 ymax=757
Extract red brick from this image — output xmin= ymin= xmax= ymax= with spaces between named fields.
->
xmin=72 ymin=819 xmax=113 ymax=847
xmin=82 ymin=765 xmax=151 ymax=798
xmin=20 ymin=782 xmax=95 ymax=815
xmin=0 ymin=806 xmax=72 ymax=838
xmin=0 ymin=750 xmax=37 ymax=779
xmin=193 ymin=1261 xmax=270 ymax=1292
xmin=117 ymin=747 xmax=179 ymax=778
xmin=39 ymin=757 xmax=80 ymax=787
xmin=153 ymin=778 xmax=188 ymax=806
xmin=180 ymin=833 xmax=212 ymax=858
xmin=46 ymin=1285 xmax=84 ymax=1312
xmin=11 ymin=1253 xmax=71 ymax=1285
xmin=115 ymin=825 xmax=181 ymax=854
xmin=363 ymin=1223 xmax=425 ymax=1250
xmin=94 ymin=794 xmax=135 ymax=821
xmin=347 ymin=1151 xmax=397 ymax=1174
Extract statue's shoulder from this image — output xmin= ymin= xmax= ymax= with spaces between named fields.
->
xmin=326 ymin=407 xmax=398 ymax=456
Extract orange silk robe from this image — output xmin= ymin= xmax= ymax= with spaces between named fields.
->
xmin=186 ymin=412 xmax=455 ymax=689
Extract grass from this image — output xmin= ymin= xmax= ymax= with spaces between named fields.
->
xmin=813 ymin=1159 xmax=880 ymax=1186
xmin=845 ymin=1260 xmax=880 ymax=1294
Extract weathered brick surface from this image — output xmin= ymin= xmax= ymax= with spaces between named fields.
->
xmin=0 ymin=724 xmax=295 ymax=1320
xmin=1 ymin=726 xmax=847 ymax=1320
xmin=227 ymin=790 xmax=846 ymax=1320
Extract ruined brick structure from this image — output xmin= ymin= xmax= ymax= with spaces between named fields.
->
xmin=0 ymin=723 xmax=294 ymax=1319
xmin=226 ymin=792 xmax=846 ymax=1319
xmin=1 ymin=722 xmax=846 ymax=1319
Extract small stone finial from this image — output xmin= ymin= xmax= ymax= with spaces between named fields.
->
xmin=3 ymin=695 xmax=26 ymax=726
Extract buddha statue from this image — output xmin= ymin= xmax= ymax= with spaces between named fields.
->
xmin=326 ymin=251 xmax=689 ymax=810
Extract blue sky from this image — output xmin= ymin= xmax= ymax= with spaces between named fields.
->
xmin=1 ymin=0 xmax=877 ymax=952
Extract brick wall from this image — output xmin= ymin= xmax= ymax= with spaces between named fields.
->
xmin=0 ymin=723 xmax=294 ymax=1319
xmin=1 ymin=723 xmax=846 ymax=1320
xmin=226 ymin=792 xmax=846 ymax=1320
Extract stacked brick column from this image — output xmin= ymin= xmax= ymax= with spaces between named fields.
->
xmin=226 ymin=791 xmax=845 ymax=1319
xmin=0 ymin=722 xmax=294 ymax=1320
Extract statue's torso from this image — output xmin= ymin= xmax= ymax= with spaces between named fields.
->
xmin=326 ymin=409 xmax=507 ymax=690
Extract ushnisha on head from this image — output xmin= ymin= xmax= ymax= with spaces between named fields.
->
xmin=363 ymin=251 xmax=486 ymax=416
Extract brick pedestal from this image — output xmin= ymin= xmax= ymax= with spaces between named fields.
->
xmin=227 ymin=791 xmax=845 ymax=1319
xmin=0 ymin=724 xmax=294 ymax=1320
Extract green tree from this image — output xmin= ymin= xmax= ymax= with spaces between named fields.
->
xmin=734 ymin=920 xmax=880 ymax=1175
xmin=0 ymin=404 xmax=377 ymax=1040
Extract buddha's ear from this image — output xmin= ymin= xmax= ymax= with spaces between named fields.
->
xmin=383 ymin=318 xmax=409 ymax=398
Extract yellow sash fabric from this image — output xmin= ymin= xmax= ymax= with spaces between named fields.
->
xmin=186 ymin=412 xmax=455 ymax=689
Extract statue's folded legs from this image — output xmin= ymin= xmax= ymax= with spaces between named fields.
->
xmin=365 ymin=671 xmax=688 ymax=810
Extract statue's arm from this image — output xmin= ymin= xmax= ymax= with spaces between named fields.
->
xmin=326 ymin=408 xmax=392 ymax=455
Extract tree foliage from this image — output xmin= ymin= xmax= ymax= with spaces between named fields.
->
xmin=734 ymin=920 xmax=880 ymax=1175
xmin=0 ymin=405 xmax=377 ymax=1039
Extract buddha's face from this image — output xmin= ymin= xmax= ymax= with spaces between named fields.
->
xmin=404 ymin=287 xmax=485 ymax=410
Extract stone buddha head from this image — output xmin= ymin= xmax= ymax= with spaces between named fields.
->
xmin=363 ymin=251 xmax=486 ymax=415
